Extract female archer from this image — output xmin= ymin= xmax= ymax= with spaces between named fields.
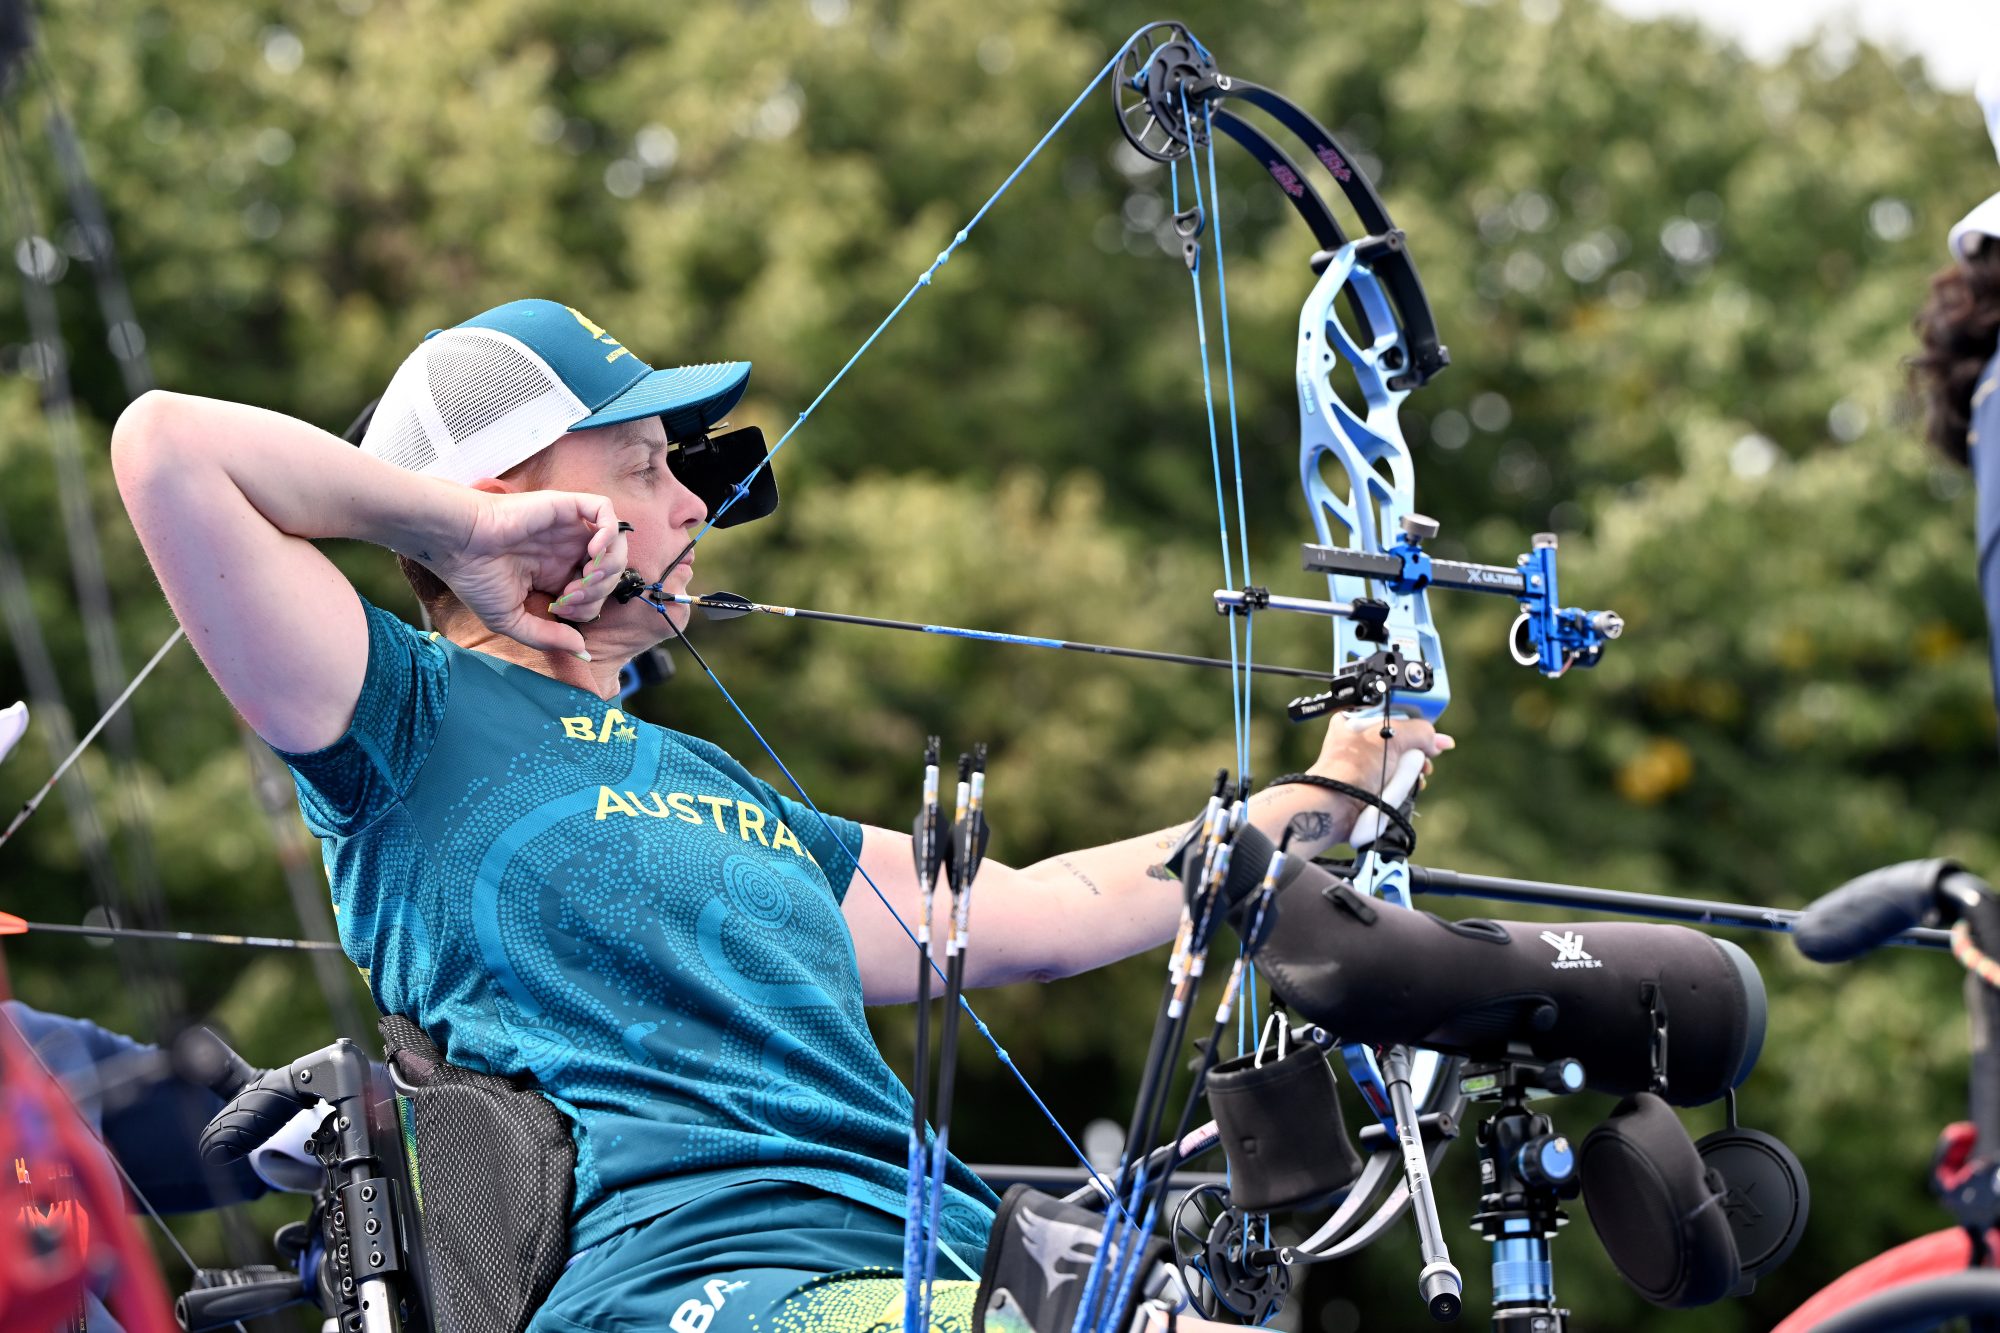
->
xmin=110 ymin=297 xmax=1449 ymax=1332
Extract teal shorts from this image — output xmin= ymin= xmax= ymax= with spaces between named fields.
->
xmin=528 ymin=1182 xmax=986 ymax=1333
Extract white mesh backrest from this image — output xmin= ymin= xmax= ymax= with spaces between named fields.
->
xmin=360 ymin=328 xmax=588 ymax=485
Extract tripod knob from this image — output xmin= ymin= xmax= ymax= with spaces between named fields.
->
xmin=1537 ymin=1057 xmax=1585 ymax=1094
xmin=1517 ymin=1134 xmax=1577 ymax=1190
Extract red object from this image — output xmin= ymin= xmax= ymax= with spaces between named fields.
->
xmin=1935 ymin=1120 xmax=1981 ymax=1193
xmin=0 ymin=951 xmax=176 ymax=1333
xmin=1774 ymin=1227 xmax=2000 ymax=1332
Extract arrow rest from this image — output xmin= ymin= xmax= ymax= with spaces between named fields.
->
xmin=1285 ymin=646 xmax=1434 ymax=723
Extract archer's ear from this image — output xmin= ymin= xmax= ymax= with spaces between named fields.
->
xmin=468 ymin=476 xmax=516 ymax=496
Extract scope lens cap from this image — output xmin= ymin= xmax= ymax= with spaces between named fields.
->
xmin=1580 ymin=1092 xmax=1741 ymax=1308
xmin=1694 ymin=1125 xmax=1810 ymax=1284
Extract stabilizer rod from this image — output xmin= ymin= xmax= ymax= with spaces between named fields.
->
xmin=1408 ymin=865 xmax=1951 ymax=952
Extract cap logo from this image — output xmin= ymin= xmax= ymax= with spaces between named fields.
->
xmin=566 ymin=305 xmax=633 ymax=365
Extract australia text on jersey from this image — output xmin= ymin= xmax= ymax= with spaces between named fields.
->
xmin=590 ymin=786 xmax=821 ymax=867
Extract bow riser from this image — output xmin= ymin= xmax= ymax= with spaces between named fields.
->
xmin=1298 ymin=247 xmax=1450 ymax=724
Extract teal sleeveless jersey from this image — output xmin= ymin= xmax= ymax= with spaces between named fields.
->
xmin=276 ymin=600 xmax=997 ymax=1257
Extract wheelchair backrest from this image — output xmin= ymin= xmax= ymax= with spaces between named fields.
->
xmin=379 ymin=1015 xmax=575 ymax=1333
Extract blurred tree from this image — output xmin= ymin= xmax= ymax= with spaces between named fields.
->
xmin=0 ymin=0 xmax=1996 ymax=1326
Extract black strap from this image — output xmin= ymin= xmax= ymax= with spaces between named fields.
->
xmin=1263 ymin=772 xmax=1416 ymax=858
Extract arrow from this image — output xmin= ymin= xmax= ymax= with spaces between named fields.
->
xmin=0 ymin=627 xmax=183 ymax=855
xmin=0 ymin=911 xmax=343 ymax=952
xmin=657 ymin=590 xmax=1340 ymax=683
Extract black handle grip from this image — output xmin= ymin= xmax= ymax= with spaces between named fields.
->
xmin=170 ymin=1025 xmax=261 ymax=1099
xmin=196 ymin=1066 xmax=308 ymax=1167
xmin=1795 ymin=859 xmax=1960 ymax=963
xmin=176 ymin=1269 xmax=306 ymax=1330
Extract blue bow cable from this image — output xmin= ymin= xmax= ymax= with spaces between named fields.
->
xmin=1195 ymin=96 xmax=1255 ymax=784
xmin=653 ymin=23 xmax=1179 ymax=568
xmin=1075 ymin=99 xmax=1258 ymax=1333
xmin=1170 ymin=147 xmax=1250 ymax=787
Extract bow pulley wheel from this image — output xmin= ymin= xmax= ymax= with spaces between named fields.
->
xmin=1111 ymin=21 xmax=1219 ymax=163
xmin=1171 ymin=1183 xmax=1291 ymax=1324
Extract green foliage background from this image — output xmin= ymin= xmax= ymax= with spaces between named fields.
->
xmin=2 ymin=0 xmax=1997 ymax=1327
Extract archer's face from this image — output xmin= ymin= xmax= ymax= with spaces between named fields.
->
xmin=535 ymin=417 xmax=706 ymax=647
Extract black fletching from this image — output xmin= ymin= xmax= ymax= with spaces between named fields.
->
xmin=691 ymin=591 xmax=757 ymax=621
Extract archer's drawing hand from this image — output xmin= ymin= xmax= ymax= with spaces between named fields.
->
xmin=425 ymin=489 xmax=629 ymax=657
xmin=1311 ymin=710 xmax=1454 ymax=796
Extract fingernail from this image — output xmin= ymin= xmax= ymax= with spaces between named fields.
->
xmin=554 ymin=593 xmax=571 ymax=606
xmin=574 ymin=650 xmax=593 ymax=662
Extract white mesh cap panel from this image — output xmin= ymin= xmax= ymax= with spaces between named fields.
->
xmin=360 ymin=328 xmax=587 ymax=485
xmin=361 ymin=354 xmax=442 ymax=473
xmin=370 ymin=407 xmax=439 ymax=475
xmin=426 ymin=332 xmax=559 ymax=440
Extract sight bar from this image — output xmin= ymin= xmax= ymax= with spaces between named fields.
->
xmin=1301 ymin=544 xmax=1530 ymax=598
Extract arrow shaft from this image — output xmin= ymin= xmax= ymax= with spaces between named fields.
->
xmin=664 ymin=595 xmax=1337 ymax=682
xmin=5 ymin=918 xmax=343 ymax=951
xmin=0 ymin=627 xmax=184 ymax=854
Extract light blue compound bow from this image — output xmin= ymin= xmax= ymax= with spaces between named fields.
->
xmin=1107 ymin=12 xmax=1618 ymax=1095
xmin=1109 ymin=20 xmax=1623 ymax=1318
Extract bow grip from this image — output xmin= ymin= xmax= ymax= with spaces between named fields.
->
xmin=1352 ymin=745 xmax=1425 ymax=851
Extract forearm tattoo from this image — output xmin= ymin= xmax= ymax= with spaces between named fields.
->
xmin=1056 ymin=856 xmax=1103 ymax=897
xmin=1287 ymin=810 xmax=1335 ymax=843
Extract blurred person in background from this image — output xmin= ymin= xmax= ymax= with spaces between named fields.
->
xmin=108 ymin=296 xmax=1449 ymax=1332
xmin=3 ymin=1000 xmax=279 ymax=1332
xmin=4 ymin=709 xmax=279 ymax=1330
xmin=1916 ymin=63 xmax=2000 ymax=705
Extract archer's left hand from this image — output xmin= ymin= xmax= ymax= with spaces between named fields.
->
xmin=1311 ymin=710 xmax=1454 ymax=798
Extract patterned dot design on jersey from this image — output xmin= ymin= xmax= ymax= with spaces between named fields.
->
xmin=752 ymin=1277 xmax=978 ymax=1333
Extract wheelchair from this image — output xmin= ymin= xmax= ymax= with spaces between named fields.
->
xmin=178 ymin=1015 xmax=573 ymax=1333
xmin=176 ymin=1018 xmax=1189 ymax=1333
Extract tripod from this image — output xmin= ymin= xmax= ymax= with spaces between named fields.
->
xmin=1460 ymin=1055 xmax=1586 ymax=1333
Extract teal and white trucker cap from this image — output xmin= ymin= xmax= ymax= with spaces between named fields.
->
xmin=359 ymin=299 xmax=752 ymax=485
